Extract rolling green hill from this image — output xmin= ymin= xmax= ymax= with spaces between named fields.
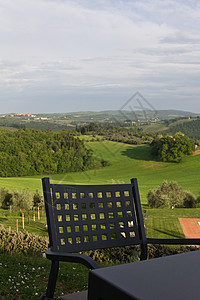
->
xmin=167 ymin=118 xmax=200 ymax=140
xmin=141 ymin=117 xmax=200 ymax=140
xmin=0 ymin=141 xmax=200 ymax=204
xmin=0 ymin=109 xmax=198 ymax=131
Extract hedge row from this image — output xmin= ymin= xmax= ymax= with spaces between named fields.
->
xmin=0 ymin=224 xmax=48 ymax=255
xmin=86 ymin=244 xmax=198 ymax=264
xmin=0 ymin=225 xmax=197 ymax=262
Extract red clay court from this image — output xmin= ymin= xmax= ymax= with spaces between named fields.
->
xmin=179 ymin=218 xmax=200 ymax=238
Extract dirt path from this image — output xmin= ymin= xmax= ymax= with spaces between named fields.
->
xmin=191 ymin=149 xmax=200 ymax=156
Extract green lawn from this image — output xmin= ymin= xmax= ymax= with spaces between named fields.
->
xmin=0 ymin=209 xmax=48 ymax=237
xmin=0 ymin=252 xmax=89 ymax=300
xmin=145 ymin=208 xmax=200 ymax=239
xmin=51 ymin=141 xmax=200 ymax=203
xmin=1 ymin=206 xmax=200 ymax=246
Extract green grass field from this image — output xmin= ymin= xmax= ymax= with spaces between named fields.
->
xmin=2 ymin=207 xmax=200 ymax=241
xmin=1 ymin=141 xmax=200 ymax=298
xmin=146 ymin=208 xmax=200 ymax=239
xmin=0 ymin=208 xmax=48 ymax=237
xmin=0 ymin=252 xmax=89 ymax=299
xmin=0 ymin=141 xmax=199 ymax=203
xmin=0 ymin=140 xmax=200 ymax=239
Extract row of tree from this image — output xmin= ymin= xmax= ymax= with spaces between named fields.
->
xmin=0 ymin=128 xmax=103 ymax=177
xmin=1 ymin=180 xmax=198 ymax=211
xmin=0 ymin=187 xmax=43 ymax=211
xmin=77 ymin=123 xmax=154 ymax=145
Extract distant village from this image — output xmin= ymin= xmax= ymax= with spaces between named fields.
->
xmin=0 ymin=113 xmax=49 ymax=121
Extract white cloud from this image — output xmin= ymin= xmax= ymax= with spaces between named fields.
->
xmin=0 ymin=0 xmax=200 ymax=113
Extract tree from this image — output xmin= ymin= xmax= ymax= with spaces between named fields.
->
xmin=147 ymin=180 xmax=197 ymax=208
xmin=0 ymin=128 xmax=101 ymax=177
xmin=12 ymin=189 xmax=33 ymax=211
xmin=33 ymin=190 xmax=43 ymax=208
xmin=0 ymin=188 xmax=13 ymax=208
xmin=151 ymin=133 xmax=195 ymax=162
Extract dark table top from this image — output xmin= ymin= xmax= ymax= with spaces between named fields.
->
xmin=88 ymin=250 xmax=200 ymax=300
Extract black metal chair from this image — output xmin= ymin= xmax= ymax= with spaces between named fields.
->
xmin=41 ymin=177 xmax=200 ymax=299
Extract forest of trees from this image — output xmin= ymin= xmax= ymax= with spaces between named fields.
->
xmin=0 ymin=129 xmax=103 ymax=177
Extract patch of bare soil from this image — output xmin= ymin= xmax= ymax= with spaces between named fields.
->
xmin=179 ymin=218 xmax=200 ymax=238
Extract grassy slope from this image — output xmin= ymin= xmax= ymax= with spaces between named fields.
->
xmin=0 ymin=141 xmax=200 ymax=204
xmin=1 ymin=140 xmax=200 ymax=299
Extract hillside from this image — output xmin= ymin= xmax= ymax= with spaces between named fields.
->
xmin=139 ymin=117 xmax=200 ymax=140
xmin=0 ymin=141 xmax=200 ymax=203
xmin=0 ymin=110 xmax=198 ymax=131
xmin=167 ymin=118 xmax=200 ymax=140
xmin=0 ymin=129 xmax=102 ymax=177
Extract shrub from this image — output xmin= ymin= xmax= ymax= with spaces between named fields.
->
xmin=100 ymin=159 xmax=111 ymax=167
xmin=0 ymin=224 xmax=48 ymax=255
xmin=147 ymin=244 xmax=197 ymax=259
xmin=147 ymin=188 xmax=170 ymax=208
xmin=0 ymin=224 xmax=197 ymax=262
xmin=196 ymin=193 xmax=200 ymax=203
xmin=0 ymin=187 xmax=8 ymax=207
xmin=183 ymin=192 xmax=197 ymax=208
xmin=147 ymin=180 xmax=196 ymax=208
xmin=1 ymin=188 xmax=13 ymax=208
xmin=85 ymin=244 xmax=197 ymax=264
xmin=85 ymin=246 xmax=140 ymax=264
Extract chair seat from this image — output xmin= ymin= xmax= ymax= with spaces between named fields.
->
xmin=57 ymin=290 xmax=88 ymax=300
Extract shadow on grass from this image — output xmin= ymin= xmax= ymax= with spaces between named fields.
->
xmin=121 ymin=145 xmax=157 ymax=161
xmin=142 ymin=204 xmax=150 ymax=209
xmin=27 ymin=223 xmax=48 ymax=236
xmin=152 ymin=228 xmax=184 ymax=239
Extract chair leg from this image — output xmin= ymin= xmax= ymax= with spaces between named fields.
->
xmin=140 ymin=244 xmax=147 ymax=261
xmin=46 ymin=260 xmax=59 ymax=298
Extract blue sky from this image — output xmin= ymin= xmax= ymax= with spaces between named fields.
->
xmin=0 ymin=0 xmax=200 ymax=113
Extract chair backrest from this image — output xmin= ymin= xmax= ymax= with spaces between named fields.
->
xmin=42 ymin=177 xmax=147 ymax=253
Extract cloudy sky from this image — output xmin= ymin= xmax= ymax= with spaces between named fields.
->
xmin=0 ymin=0 xmax=200 ymax=113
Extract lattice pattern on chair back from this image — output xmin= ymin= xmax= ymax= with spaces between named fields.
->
xmin=44 ymin=180 xmax=143 ymax=253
